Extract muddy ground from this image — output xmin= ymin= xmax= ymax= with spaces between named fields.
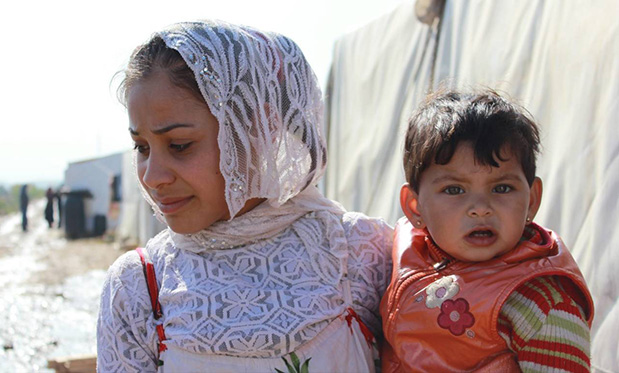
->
xmin=27 ymin=233 xmax=123 ymax=287
xmin=0 ymin=200 xmax=127 ymax=372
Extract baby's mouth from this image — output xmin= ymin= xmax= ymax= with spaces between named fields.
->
xmin=464 ymin=227 xmax=498 ymax=246
xmin=468 ymin=230 xmax=494 ymax=238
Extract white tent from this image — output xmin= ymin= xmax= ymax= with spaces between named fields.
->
xmin=115 ymin=151 xmax=167 ymax=249
xmin=324 ymin=0 xmax=619 ymax=371
xmin=64 ymin=152 xmax=123 ymax=235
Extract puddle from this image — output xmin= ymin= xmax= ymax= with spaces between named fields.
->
xmin=0 ymin=202 xmax=111 ymax=372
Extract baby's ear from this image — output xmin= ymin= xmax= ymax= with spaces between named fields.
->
xmin=400 ymin=183 xmax=426 ymax=229
xmin=527 ymin=177 xmax=543 ymax=220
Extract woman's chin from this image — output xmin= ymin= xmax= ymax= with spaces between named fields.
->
xmin=165 ymin=219 xmax=206 ymax=235
xmin=169 ymin=226 xmax=200 ymax=235
xmin=164 ymin=215 xmax=223 ymax=235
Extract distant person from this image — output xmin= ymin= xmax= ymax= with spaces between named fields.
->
xmin=55 ymin=187 xmax=63 ymax=229
xmin=380 ymin=88 xmax=594 ymax=372
xmin=97 ymin=20 xmax=392 ymax=372
xmin=44 ymin=187 xmax=54 ymax=228
xmin=19 ymin=184 xmax=28 ymax=232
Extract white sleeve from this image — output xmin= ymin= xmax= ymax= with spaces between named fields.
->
xmin=96 ymin=251 xmax=158 ymax=372
xmin=343 ymin=212 xmax=394 ymax=336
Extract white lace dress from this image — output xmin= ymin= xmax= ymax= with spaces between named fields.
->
xmin=97 ymin=212 xmax=392 ymax=372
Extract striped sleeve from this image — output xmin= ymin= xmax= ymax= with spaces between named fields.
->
xmin=498 ymin=276 xmax=591 ymax=372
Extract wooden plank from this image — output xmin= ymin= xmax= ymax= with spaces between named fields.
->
xmin=47 ymin=354 xmax=96 ymax=373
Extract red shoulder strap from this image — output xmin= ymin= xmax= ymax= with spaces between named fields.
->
xmin=136 ymin=247 xmax=167 ymax=363
xmin=136 ymin=247 xmax=163 ymax=319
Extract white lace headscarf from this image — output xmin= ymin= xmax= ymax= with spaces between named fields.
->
xmin=145 ymin=20 xmax=346 ymax=251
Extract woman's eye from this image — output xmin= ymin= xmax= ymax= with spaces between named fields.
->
xmin=493 ymin=184 xmax=512 ymax=193
xmin=443 ymin=186 xmax=464 ymax=195
xmin=170 ymin=143 xmax=192 ymax=152
xmin=133 ymin=143 xmax=149 ymax=154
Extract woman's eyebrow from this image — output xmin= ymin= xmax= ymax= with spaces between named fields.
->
xmin=129 ymin=123 xmax=194 ymax=136
xmin=152 ymin=123 xmax=194 ymax=135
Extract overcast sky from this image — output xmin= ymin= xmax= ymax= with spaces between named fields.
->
xmin=0 ymin=0 xmax=405 ymax=187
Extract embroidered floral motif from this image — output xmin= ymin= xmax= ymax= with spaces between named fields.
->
xmin=437 ymin=298 xmax=475 ymax=336
xmin=425 ymin=275 xmax=460 ymax=308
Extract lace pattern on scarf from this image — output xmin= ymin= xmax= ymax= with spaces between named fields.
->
xmin=158 ymin=20 xmax=326 ymax=219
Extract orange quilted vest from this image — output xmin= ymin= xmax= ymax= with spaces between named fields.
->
xmin=380 ymin=218 xmax=594 ymax=372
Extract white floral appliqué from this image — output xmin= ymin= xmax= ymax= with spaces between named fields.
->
xmin=425 ymin=275 xmax=460 ymax=309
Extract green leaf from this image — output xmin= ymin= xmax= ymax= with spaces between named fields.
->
xmin=290 ymin=352 xmax=301 ymax=371
xmin=281 ymin=356 xmax=295 ymax=373
xmin=300 ymin=357 xmax=312 ymax=373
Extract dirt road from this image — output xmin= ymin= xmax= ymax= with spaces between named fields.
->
xmin=0 ymin=199 xmax=125 ymax=372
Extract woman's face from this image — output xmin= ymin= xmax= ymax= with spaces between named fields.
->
xmin=127 ymin=70 xmax=230 ymax=234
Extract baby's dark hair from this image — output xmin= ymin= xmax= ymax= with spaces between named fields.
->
xmin=403 ymin=88 xmax=541 ymax=192
xmin=117 ymin=36 xmax=202 ymax=106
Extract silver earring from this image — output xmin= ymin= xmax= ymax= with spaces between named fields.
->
xmin=415 ymin=220 xmax=422 ymax=226
xmin=526 ymin=217 xmax=531 ymax=223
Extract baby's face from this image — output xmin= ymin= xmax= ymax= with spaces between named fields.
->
xmin=411 ymin=142 xmax=541 ymax=262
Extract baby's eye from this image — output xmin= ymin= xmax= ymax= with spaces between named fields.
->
xmin=170 ymin=143 xmax=192 ymax=152
xmin=443 ymin=186 xmax=464 ymax=195
xmin=493 ymin=184 xmax=512 ymax=193
xmin=133 ymin=143 xmax=149 ymax=155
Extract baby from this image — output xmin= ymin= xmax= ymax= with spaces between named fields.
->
xmin=380 ymin=89 xmax=594 ymax=372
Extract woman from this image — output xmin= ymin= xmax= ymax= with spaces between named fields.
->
xmin=97 ymin=20 xmax=392 ymax=372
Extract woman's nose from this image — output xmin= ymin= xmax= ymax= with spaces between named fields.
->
xmin=140 ymin=152 xmax=175 ymax=190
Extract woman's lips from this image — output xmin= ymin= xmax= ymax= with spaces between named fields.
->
xmin=156 ymin=196 xmax=193 ymax=214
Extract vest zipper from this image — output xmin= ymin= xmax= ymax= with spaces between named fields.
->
xmin=385 ymin=256 xmax=453 ymax=336
xmin=386 ymin=257 xmax=450 ymax=320
xmin=433 ymin=258 xmax=450 ymax=271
